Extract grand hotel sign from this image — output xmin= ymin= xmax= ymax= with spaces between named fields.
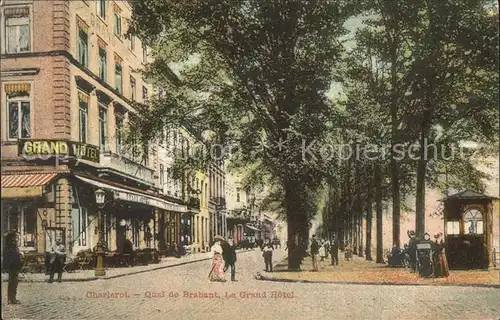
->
xmin=18 ymin=139 xmax=100 ymax=163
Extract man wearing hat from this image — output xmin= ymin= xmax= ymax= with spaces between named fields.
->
xmin=222 ymin=238 xmax=237 ymax=281
xmin=310 ymin=235 xmax=319 ymax=271
xmin=48 ymin=237 xmax=66 ymax=283
xmin=407 ymin=230 xmax=418 ymax=273
xmin=330 ymin=235 xmax=339 ymax=266
xmin=3 ymin=230 xmax=22 ymax=304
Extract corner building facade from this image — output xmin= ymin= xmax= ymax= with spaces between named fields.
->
xmin=0 ymin=0 xmax=187 ymax=257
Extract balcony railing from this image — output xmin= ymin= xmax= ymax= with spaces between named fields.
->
xmin=214 ymin=197 xmax=226 ymax=209
xmin=99 ymin=151 xmax=154 ymax=185
xmin=226 ymin=209 xmax=251 ymax=221
xmin=187 ymin=197 xmax=201 ymax=210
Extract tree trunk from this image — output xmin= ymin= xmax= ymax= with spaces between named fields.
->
xmin=358 ymin=210 xmax=364 ymax=257
xmin=390 ymin=34 xmax=401 ymax=250
xmin=285 ymin=181 xmax=302 ymax=271
xmin=415 ymin=126 xmax=427 ymax=239
xmin=365 ymin=172 xmax=373 ymax=260
xmin=375 ymin=164 xmax=384 ymax=263
xmin=355 ymin=164 xmax=363 ymax=257
xmin=415 ymin=110 xmax=429 ymax=239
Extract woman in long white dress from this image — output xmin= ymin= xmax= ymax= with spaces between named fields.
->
xmin=209 ymin=236 xmax=226 ymax=282
xmin=319 ymin=241 xmax=326 ymax=261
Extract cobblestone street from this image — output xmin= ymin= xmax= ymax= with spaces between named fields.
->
xmin=2 ymin=250 xmax=500 ymax=320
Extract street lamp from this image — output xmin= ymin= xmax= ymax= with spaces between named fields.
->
xmin=95 ymin=188 xmax=106 ymax=277
xmin=119 ymin=219 xmax=127 ymax=227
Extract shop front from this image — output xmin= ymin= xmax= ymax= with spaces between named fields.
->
xmin=71 ymin=174 xmax=187 ymax=256
xmin=1 ymin=171 xmax=70 ymax=254
xmin=157 ymin=209 xmax=182 ymax=256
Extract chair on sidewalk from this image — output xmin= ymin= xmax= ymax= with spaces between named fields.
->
xmin=183 ymin=245 xmax=195 ymax=262
xmin=63 ymin=256 xmax=78 ymax=273
xmin=76 ymin=251 xmax=94 ymax=271
xmin=19 ymin=256 xmax=34 ymax=281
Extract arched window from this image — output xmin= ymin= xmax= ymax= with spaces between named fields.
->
xmin=463 ymin=209 xmax=483 ymax=235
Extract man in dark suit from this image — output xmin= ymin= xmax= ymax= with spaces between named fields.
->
xmin=311 ymin=235 xmax=319 ymax=271
xmin=330 ymin=236 xmax=339 ymax=266
xmin=222 ymin=238 xmax=237 ymax=281
xmin=3 ymin=230 xmax=22 ymax=304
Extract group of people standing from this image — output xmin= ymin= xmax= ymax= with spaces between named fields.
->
xmin=3 ymin=230 xmax=66 ymax=304
xmin=310 ymin=235 xmax=340 ymax=271
xmin=406 ymin=231 xmax=450 ymax=278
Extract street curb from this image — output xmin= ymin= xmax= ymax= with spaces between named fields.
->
xmin=4 ymin=249 xmax=257 ymax=283
xmin=256 ymin=257 xmax=500 ymax=289
xmin=256 ymin=273 xmax=500 ymax=288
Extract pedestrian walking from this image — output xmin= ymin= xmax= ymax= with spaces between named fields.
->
xmin=319 ymin=240 xmax=326 ymax=261
xmin=3 ymin=230 xmax=22 ymax=304
xmin=324 ymin=240 xmax=330 ymax=260
xmin=262 ymin=238 xmax=274 ymax=272
xmin=330 ymin=236 xmax=339 ymax=265
xmin=209 ymin=235 xmax=226 ymax=282
xmin=345 ymin=242 xmax=353 ymax=261
xmin=222 ymin=238 xmax=237 ymax=281
xmin=48 ymin=237 xmax=66 ymax=283
xmin=311 ymin=235 xmax=319 ymax=271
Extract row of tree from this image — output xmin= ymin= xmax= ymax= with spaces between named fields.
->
xmin=126 ymin=0 xmax=498 ymax=270
xmin=322 ymin=0 xmax=498 ymax=262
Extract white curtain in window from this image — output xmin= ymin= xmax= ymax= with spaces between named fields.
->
xmin=19 ymin=24 xmax=29 ymax=51
xmin=8 ymin=102 xmax=18 ymax=138
xmin=6 ymin=16 xmax=30 ymax=53
xmin=21 ymin=102 xmax=30 ymax=138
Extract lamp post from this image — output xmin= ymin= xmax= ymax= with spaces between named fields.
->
xmin=95 ymin=188 xmax=106 ymax=277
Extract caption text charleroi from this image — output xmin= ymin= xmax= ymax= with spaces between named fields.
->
xmin=86 ymin=291 xmax=295 ymax=299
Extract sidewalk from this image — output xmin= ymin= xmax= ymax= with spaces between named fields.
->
xmin=259 ymin=254 xmax=500 ymax=288
xmin=2 ymin=249 xmax=255 ymax=283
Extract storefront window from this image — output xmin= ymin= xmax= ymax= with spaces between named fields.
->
xmin=6 ymin=204 xmax=36 ymax=250
xmin=104 ymin=213 xmax=111 ymax=250
xmin=23 ymin=207 xmax=36 ymax=247
xmin=132 ymin=220 xmax=140 ymax=248
xmin=463 ymin=209 xmax=483 ymax=235
xmin=446 ymin=221 xmax=459 ymax=235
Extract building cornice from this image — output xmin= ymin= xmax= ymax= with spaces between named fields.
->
xmin=0 ymin=67 xmax=40 ymax=77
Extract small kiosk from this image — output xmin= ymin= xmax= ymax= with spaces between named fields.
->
xmin=443 ymin=190 xmax=497 ymax=269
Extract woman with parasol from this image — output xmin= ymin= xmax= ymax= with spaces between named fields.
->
xmin=208 ymin=235 xmax=226 ymax=282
